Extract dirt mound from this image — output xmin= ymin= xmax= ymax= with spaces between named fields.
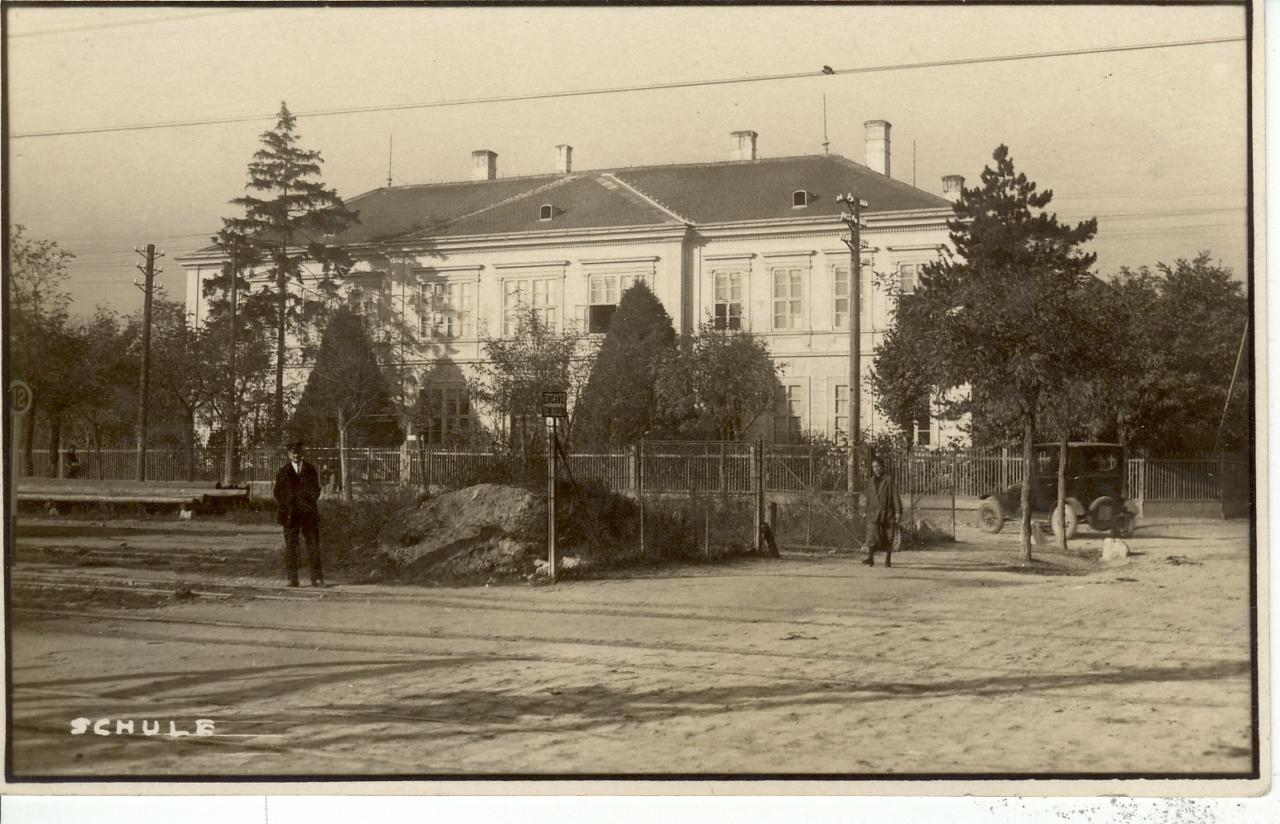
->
xmin=378 ymin=484 xmax=545 ymax=578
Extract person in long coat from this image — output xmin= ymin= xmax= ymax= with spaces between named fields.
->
xmin=862 ymin=456 xmax=902 ymax=567
xmin=274 ymin=441 xmax=324 ymax=587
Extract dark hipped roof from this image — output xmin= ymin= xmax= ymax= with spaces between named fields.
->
xmin=612 ymin=154 xmax=950 ymax=223
xmin=415 ymin=173 xmax=681 ymax=238
xmin=192 ymin=154 xmax=950 ymax=253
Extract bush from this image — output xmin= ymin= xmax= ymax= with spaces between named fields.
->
xmin=320 ymin=486 xmax=424 ymax=575
xmin=553 ymin=480 xmax=752 ymax=569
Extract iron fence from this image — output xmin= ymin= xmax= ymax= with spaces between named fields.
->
xmin=22 ymin=447 xmax=1247 ymax=505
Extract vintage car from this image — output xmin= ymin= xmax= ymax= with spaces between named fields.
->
xmin=977 ymin=442 xmax=1138 ymax=538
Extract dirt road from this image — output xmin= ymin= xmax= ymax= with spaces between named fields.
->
xmin=7 ymin=516 xmax=1256 ymax=778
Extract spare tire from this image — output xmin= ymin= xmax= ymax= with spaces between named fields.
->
xmin=1087 ymin=496 xmax=1121 ymax=532
xmin=977 ymin=498 xmax=1004 ymax=533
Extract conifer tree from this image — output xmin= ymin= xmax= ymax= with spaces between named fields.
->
xmin=229 ymin=103 xmax=357 ymax=442
xmin=874 ymin=145 xmax=1101 ymax=561
xmin=574 ymin=282 xmax=678 ymax=448
xmin=288 ymin=307 xmax=402 ymax=499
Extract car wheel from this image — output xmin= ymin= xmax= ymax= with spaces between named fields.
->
xmin=1051 ymin=504 xmax=1079 ymax=540
xmin=1087 ymin=496 xmax=1120 ymax=532
xmin=978 ymin=499 xmax=1004 ymax=533
xmin=1116 ymin=512 xmax=1137 ymax=538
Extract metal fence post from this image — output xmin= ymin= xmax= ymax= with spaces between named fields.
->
xmin=951 ymin=450 xmax=958 ymax=540
xmin=637 ymin=439 xmax=646 ymax=556
xmin=754 ymin=439 xmax=764 ymax=554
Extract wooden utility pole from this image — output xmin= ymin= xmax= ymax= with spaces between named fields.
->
xmin=837 ymin=194 xmax=868 ymax=494
xmin=134 ymin=244 xmax=162 ymax=482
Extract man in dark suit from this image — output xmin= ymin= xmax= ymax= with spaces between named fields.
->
xmin=862 ymin=456 xmax=902 ymax=568
xmin=274 ymin=441 xmax=324 ymax=587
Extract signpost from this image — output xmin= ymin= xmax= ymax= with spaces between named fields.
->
xmin=541 ymin=391 xmax=568 ymax=583
xmin=10 ymin=380 xmax=33 ymax=522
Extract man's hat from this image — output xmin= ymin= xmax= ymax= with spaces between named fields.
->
xmin=287 ymin=440 xmax=304 ymax=451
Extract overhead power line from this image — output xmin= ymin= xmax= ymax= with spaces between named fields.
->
xmin=9 ymin=9 xmax=251 ymax=39
xmin=11 ymin=35 xmax=1244 ymax=140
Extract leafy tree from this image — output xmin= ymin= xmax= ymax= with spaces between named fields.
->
xmin=7 ymin=226 xmax=84 ymax=474
xmin=574 ymin=282 xmax=678 ymax=448
xmin=67 ymin=307 xmax=138 ymax=460
xmin=654 ymin=319 xmax=781 ymax=440
xmin=146 ymin=298 xmax=221 ymax=480
xmin=228 ymin=102 xmax=358 ymax=441
xmin=467 ymin=306 xmax=595 ymax=458
xmin=201 ymin=221 xmax=266 ymax=482
xmin=1109 ymin=254 xmax=1248 ymax=455
xmin=287 ymin=307 xmax=402 ymax=499
xmin=878 ymin=145 xmax=1101 ymax=560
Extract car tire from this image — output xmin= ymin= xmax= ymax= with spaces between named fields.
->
xmin=978 ymin=499 xmax=1004 ymax=533
xmin=1116 ymin=512 xmax=1137 ymax=538
xmin=1087 ymin=496 xmax=1120 ymax=532
xmin=1051 ymin=504 xmax=1079 ymax=540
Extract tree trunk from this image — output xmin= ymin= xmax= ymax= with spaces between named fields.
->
xmin=338 ymin=409 xmax=351 ymax=502
xmin=1056 ymin=433 xmax=1069 ymax=552
xmin=225 ymin=267 xmax=239 ymax=487
xmin=275 ymin=267 xmax=287 ymax=443
xmin=1019 ymin=412 xmax=1035 ymax=563
xmin=21 ymin=396 xmax=37 ymax=477
xmin=185 ymin=408 xmax=198 ymax=483
xmin=48 ymin=413 xmax=63 ymax=478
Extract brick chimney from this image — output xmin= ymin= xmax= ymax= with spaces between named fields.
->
xmin=730 ymin=130 xmax=758 ymax=161
xmin=864 ymin=120 xmax=891 ymax=176
xmin=942 ymin=174 xmax=965 ymax=202
xmin=556 ymin=144 xmax=573 ymax=174
xmin=471 ymin=149 xmax=498 ymax=181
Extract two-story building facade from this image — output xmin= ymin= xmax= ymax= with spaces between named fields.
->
xmin=180 ymin=121 xmax=965 ymax=446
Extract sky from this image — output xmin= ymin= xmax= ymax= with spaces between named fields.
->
xmin=5 ymin=4 xmax=1251 ymax=317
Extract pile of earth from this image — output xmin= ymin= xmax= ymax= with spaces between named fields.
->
xmin=377 ymin=483 xmax=547 ymax=580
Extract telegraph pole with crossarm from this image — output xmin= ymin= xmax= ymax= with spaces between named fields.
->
xmin=134 ymin=244 xmax=163 ymax=482
xmin=837 ymin=193 xmax=868 ymax=495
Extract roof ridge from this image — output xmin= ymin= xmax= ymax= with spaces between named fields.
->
xmin=361 ymin=152 xmax=855 ymax=199
xmin=408 ymin=175 xmax=581 ymax=237
xmin=825 ymin=154 xmax=949 ymax=204
xmin=597 ymin=173 xmax=692 ymax=224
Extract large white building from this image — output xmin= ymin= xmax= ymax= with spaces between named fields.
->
xmin=181 ymin=120 xmax=965 ymax=446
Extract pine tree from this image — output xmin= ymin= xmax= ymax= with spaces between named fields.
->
xmin=574 ymin=282 xmax=678 ymax=448
xmin=876 ymin=145 xmax=1102 ymax=561
xmin=230 ymin=103 xmax=357 ymax=442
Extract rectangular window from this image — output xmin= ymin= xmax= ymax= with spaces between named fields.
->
xmin=503 ymin=277 xmax=558 ymax=336
xmin=713 ymin=270 xmax=745 ymax=331
xmin=587 ymin=273 xmax=647 ymax=334
xmin=771 ymin=267 xmax=804 ymax=330
xmin=420 ymin=281 xmax=473 ymax=340
xmin=832 ymin=265 xmax=850 ymax=330
xmin=899 ymin=262 xmax=921 ymax=294
xmin=913 ymin=398 xmax=931 ymax=447
xmin=773 ymin=384 xmax=805 ymax=444
xmin=424 ymin=386 xmax=472 ymax=446
xmin=834 ymin=384 xmax=849 ymax=440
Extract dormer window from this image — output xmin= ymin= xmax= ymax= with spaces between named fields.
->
xmin=792 ymin=190 xmax=809 ymax=208
xmin=539 ymin=204 xmax=554 ymax=221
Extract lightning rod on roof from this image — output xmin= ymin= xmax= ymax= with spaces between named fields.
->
xmin=822 ymin=94 xmax=830 ymax=155
xmin=386 ymin=135 xmax=393 ymax=188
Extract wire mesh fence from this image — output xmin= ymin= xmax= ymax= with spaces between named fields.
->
xmin=22 ymin=445 xmax=1248 ymax=525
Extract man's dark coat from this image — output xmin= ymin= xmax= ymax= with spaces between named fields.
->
xmin=864 ymin=471 xmax=902 ymax=524
xmin=274 ymin=460 xmax=321 ymax=528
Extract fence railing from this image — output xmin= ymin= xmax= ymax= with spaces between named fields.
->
xmin=21 ymin=447 xmax=1247 ymax=503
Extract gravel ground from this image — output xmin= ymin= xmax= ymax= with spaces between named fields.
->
xmin=6 ymin=516 xmax=1257 ymax=779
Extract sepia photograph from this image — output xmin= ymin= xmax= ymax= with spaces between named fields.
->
xmin=1 ymin=1 xmax=1264 ymax=792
